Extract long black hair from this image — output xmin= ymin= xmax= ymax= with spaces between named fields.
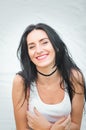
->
xmin=17 ymin=23 xmax=86 ymax=102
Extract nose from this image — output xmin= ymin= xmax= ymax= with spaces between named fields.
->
xmin=36 ymin=44 xmax=43 ymax=53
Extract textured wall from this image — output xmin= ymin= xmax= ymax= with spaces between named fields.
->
xmin=0 ymin=0 xmax=86 ymax=129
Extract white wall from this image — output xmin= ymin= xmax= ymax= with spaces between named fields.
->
xmin=0 ymin=0 xmax=86 ymax=129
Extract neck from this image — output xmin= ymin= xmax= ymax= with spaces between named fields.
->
xmin=36 ymin=69 xmax=61 ymax=86
xmin=37 ymin=67 xmax=57 ymax=77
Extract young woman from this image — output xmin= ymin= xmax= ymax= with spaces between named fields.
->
xmin=12 ymin=23 xmax=86 ymax=130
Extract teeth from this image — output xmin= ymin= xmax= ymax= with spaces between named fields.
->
xmin=37 ymin=55 xmax=47 ymax=60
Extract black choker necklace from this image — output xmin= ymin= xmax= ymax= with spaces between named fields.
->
xmin=37 ymin=68 xmax=57 ymax=76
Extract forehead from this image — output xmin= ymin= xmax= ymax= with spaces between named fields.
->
xmin=27 ymin=29 xmax=48 ymax=43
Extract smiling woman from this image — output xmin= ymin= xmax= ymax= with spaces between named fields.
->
xmin=12 ymin=23 xmax=86 ymax=130
xmin=27 ymin=29 xmax=56 ymax=69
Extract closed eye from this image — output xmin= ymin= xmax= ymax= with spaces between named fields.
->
xmin=27 ymin=43 xmax=36 ymax=49
xmin=28 ymin=46 xmax=35 ymax=49
xmin=42 ymin=41 xmax=48 ymax=45
xmin=43 ymin=41 xmax=48 ymax=44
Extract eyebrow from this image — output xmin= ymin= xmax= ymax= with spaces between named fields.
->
xmin=39 ymin=37 xmax=49 ymax=42
xmin=27 ymin=38 xmax=49 ymax=46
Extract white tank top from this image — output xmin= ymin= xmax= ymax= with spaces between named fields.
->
xmin=28 ymin=82 xmax=71 ymax=123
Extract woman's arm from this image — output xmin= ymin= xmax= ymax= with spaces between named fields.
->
xmin=50 ymin=70 xmax=85 ymax=130
xmin=12 ymin=74 xmax=29 ymax=130
xmin=70 ymin=70 xmax=85 ymax=130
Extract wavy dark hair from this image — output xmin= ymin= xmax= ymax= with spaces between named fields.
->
xmin=17 ymin=23 xmax=86 ymax=103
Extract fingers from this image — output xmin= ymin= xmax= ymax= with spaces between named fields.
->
xmin=33 ymin=107 xmax=40 ymax=116
xmin=27 ymin=107 xmax=37 ymax=116
xmin=26 ymin=111 xmax=35 ymax=121
xmin=65 ymin=121 xmax=71 ymax=130
xmin=62 ymin=115 xmax=71 ymax=126
xmin=27 ymin=111 xmax=38 ymax=129
xmin=57 ymin=116 xmax=67 ymax=124
xmin=54 ymin=115 xmax=71 ymax=130
xmin=26 ymin=111 xmax=33 ymax=129
xmin=62 ymin=115 xmax=71 ymax=130
xmin=26 ymin=107 xmax=40 ymax=125
xmin=26 ymin=108 xmax=40 ymax=122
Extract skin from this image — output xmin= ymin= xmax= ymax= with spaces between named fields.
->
xmin=27 ymin=29 xmax=56 ymax=72
xmin=12 ymin=29 xmax=84 ymax=130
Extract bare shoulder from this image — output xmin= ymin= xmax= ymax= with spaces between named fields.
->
xmin=71 ymin=69 xmax=83 ymax=80
xmin=12 ymin=74 xmax=24 ymax=90
xmin=12 ymin=74 xmax=25 ymax=107
xmin=70 ymin=69 xmax=84 ymax=93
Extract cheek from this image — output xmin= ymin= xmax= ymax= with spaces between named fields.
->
xmin=50 ymin=46 xmax=55 ymax=56
xmin=28 ymin=50 xmax=35 ymax=60
xmin=48 ymin=43 xmax=55 ymax=52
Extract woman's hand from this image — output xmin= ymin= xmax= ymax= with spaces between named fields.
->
xmin=50 ymin=115 xmax=71 ymax=130
xmin=27 ymin=107 xmax=52 ymax=130
xmin=27 ymin=107 xmax=71 ymax=130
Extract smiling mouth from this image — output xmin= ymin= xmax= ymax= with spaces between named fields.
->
xmin=36 ymin=54 xmax=48 ymax=60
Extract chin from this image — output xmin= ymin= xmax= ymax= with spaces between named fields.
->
xmin=37 ymin=63 xmax=53 ymax=68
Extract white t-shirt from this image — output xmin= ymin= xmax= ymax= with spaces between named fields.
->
xmin=28 ymin=82 xmax=71 ymax=123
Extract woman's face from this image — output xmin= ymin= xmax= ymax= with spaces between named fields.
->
xmin=27 ymin=29 xmax=55 ymax=69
